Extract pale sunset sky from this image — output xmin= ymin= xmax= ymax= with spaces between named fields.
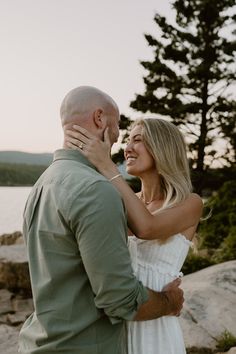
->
xmin=0 ymin=0 xmax=176 ymax=153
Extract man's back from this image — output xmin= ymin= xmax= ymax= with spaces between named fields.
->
xmin=19 ymin=150 xmax=148 ymax=354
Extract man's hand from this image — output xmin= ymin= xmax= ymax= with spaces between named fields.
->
xmin=133 ymin=278 xmax=184 ymax=321
xmin=162 ymin=278 xmax=184 ymax=316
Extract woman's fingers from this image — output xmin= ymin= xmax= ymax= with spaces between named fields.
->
xmin=66 ymin=129 xmax=89 ymax=145
xmin=73 ymin=125 xmax=95 ymax=139
xmin=66 ymin=140 xmax=85 ymax=154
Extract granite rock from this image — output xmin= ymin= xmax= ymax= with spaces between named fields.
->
xmin=0 ymin=324 xmax=21 ymax=354
xmin=0 ymin=240 xmax=235 ymax=353
xmin=0 ymin=232 xmax=23 ymax=245
xmin=180 ymin=260 xmax=236 ymax=349
xmin=0 ymin=244 xmax=31 ymax=295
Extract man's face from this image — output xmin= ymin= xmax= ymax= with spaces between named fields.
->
xmin=105 ymin=108 xmax=120 ymax=145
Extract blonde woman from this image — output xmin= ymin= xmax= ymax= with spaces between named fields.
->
xmin=65 ymin=118 xmax=203 ymax=354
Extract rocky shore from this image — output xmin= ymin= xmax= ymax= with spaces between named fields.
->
xmin=0 ymin=232 xmax=235 ymax=354
xmin=0 ymin=232 xmax=33 ymax=354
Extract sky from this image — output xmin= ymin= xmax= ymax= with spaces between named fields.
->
xmin=0 ymin=0 xmax=176 ymax=153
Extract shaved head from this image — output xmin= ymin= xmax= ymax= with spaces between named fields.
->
xmin=60 ymin=86 xmax=119 ymax=126
xmin=61 ymin=86 xmax=120 ymax=147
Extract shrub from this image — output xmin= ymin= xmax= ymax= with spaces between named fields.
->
xmin=215 ymin=330 xmax=236 ymax=352
xmin=199 ymin=180 xmax=236 ymax=249
xmin=182 ymin=252 xmax=215 ymax=275
xmin=213 ymin=227 xmax=236 ymax=263
xmin=186 ymin=348 xmax=212 ymax=354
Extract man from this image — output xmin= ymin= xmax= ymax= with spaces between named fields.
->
xmin=19 ymin=86 xmax=183 ymax=354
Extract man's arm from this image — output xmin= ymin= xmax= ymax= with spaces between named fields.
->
xmin=69 ymin=180 xmax=183 ymax=322
xmin=69 ymin=180 xmax=148 ymax=322
xmin=134 ymin=278 xmax=184 ymax=321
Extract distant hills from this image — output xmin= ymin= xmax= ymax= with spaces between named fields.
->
xmin=0 ymin=151 xmax=53 ymax=166
xmin=0 ymin=151 xmax=132 ymax=180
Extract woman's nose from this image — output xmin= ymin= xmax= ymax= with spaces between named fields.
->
xmin=124 ymin=142 xmax=133 ymax=154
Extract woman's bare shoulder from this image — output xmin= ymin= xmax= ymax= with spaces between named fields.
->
xmin=190 ymin=192 xmax=203 ymax=201
xmin=184 ymin=193 xmax=203 ymax=221
xmin=189 ymin=193 xmax=204 ymax=208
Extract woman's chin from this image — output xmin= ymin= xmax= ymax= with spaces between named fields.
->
xmin=126 ymin=167 xmax=139 ymax=177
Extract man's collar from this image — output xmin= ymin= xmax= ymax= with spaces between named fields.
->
xmin=53 ymin=149 xmax=96 ymax=170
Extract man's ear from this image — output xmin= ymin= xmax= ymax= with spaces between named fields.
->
xmin=93 ymin=108 xmax=107 ymax=129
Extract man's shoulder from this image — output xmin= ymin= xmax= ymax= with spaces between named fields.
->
xmin=62 ymin=161 xmax=109 ymax=190
xmin=37 ymin=159 xmax=120 ymax=200
xmin=40 ymin=159 xmax=106 ymax=185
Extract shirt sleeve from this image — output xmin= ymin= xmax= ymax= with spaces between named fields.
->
xmin=69 ymin=180 xmax=149 ymax=324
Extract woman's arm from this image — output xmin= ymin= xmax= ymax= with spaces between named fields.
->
xmin=101 ymin=174 xmax=203 ymax=240
xmin=65 ymin=125 xmax=203 ymax=240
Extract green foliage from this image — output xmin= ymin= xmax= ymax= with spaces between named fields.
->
xmin=187 ymin=330 xmax=236 ymax=353
xmin=0 ymin=163 xmax=47 ymax=186
xmin=212 ymin=227 xmax=236 ymax=263
xmin=182 ymin=179 xmax=235 ymax=274
xmin=199 ymin=180 xmax=236 ymax=249
xmin=191 ymin=166 xmax=236 ymax=197
xmin=130 ymin=0 xmax=236 ymax=176
xmin=112 ymin=149 xmax=126 ymax=165
xmin=186 ymin=348 xmax=212 ymax=354
xmin=111 ymin=114 xmax=133 ymax=165
xmin=127 ymin=177 xmax=141 ymax=193
xmin=119 ymin=114 xmax=133 ymax=140
xmin=215 ymin=330 xmax=236 ymax=352
xmin=182 ymin=251 xmax=215 ymax=275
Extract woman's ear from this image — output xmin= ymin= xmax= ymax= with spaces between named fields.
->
xmin=93 ymin=108 xmax=107 ymax=129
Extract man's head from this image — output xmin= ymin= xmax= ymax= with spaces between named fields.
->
xmin=60 ymin=86 xmax=120 ymax=147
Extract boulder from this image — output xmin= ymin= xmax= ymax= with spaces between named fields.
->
xmin=0 ymin=232 xmax=23 ymax=245
xmin=225 ymin=348 xmax=236 ymax=354
xmin=0 ymin=244 xmax=31 ymax=295
xmin=0 ymin=289 xmax=13 ymax=316
xmin=0 ymin=289 xmax=34 ymax=352
xmin=216 ymin=349 xmax=236 ymax=354
xmin=0 ymin=246 xmax=235 ymax=353
xmin=180 ymin=260 xmax=236 ymax=350
xmin=0 ymin=324 xmax=21 ymax=354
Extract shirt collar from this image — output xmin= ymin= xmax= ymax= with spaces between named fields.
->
xmin=53 ymin=149 xmax=96 ymax=170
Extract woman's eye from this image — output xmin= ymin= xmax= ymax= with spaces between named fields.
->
xmin=134 ymin=139 xmax=141 ymax=143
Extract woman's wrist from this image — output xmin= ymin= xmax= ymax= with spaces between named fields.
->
xmin=103 ymin=168 xmax=120 ymax=180
xmin=98 ymin=162 xmax=120 ymax=180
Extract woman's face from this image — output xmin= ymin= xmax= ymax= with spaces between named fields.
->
xmin=124 ymin=125 xmax=156 ymax=177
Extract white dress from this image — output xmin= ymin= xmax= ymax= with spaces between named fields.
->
xmin=127 ymin=233 xmax=192 ymax=354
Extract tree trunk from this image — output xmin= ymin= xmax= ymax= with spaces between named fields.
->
xmin=195 ymin=78 xmax=209 ymax=194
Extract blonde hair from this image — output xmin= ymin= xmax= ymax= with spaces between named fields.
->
xmin=133 ymin=118 xmax=192 ymax=210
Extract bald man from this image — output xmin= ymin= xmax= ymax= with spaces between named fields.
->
xmin=19 ymin=86 xmax=183 ymax=354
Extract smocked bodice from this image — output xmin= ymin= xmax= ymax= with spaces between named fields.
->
xmin=128 ymin=233 xmax=192 ymax=278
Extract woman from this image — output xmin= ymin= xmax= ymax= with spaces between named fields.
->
xmin=65 ymin=118 xmax=203 ymax=354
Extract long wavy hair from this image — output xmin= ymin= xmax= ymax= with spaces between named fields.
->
xmin=133 ymin=118 xmax=192 ymax=211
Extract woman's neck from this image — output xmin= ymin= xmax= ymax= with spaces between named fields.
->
xmin=139 ymin=173 xmax=163 ymax=205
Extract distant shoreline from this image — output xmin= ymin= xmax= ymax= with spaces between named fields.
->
xmin=0 ymin=184 xmax=33 ymax=187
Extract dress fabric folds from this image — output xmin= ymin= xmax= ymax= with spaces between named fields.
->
xmin=127 ymin=233 xmax=192 ymax=354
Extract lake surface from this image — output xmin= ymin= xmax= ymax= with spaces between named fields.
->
xmin=0 ymin=186 xmax=31 ymax=235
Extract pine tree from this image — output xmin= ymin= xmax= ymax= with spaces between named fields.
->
xmin=130 ymin=0 xmax=236 ymax=181
xmin=112 ymin=114 xmax=132 ymax=164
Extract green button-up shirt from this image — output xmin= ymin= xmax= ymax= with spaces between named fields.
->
xmin=19 ymin=149 xmax=148 ymax=354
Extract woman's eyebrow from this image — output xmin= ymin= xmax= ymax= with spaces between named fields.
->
xmin=131 ymin=134 xmax=142 ymax=139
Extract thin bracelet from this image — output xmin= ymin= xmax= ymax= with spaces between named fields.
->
xmin=109 ymin=173 xmax=122 ymax=182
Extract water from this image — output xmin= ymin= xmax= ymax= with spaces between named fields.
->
xmin=0 ymin=186 xmax=31 ymax=235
